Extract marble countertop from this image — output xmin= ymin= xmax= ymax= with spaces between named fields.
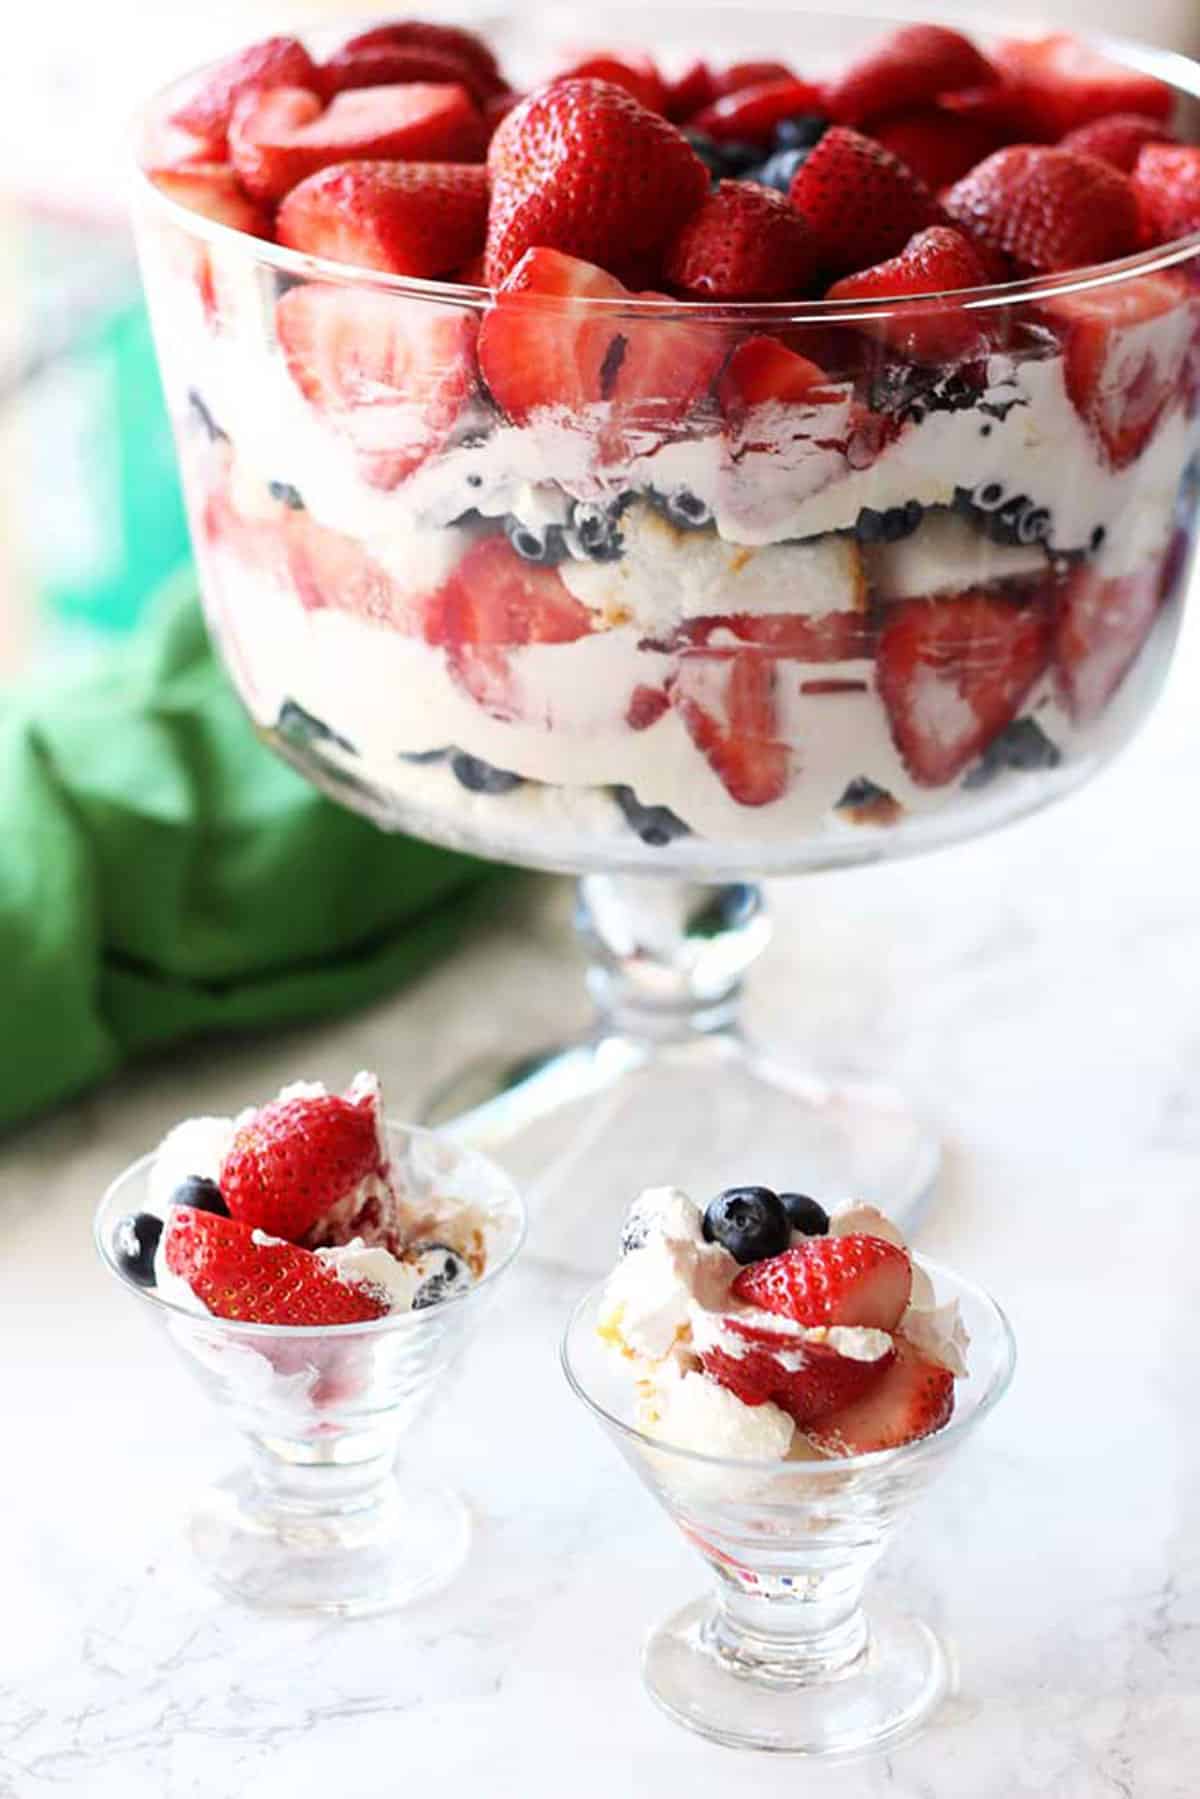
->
xmin=5 ymin=597 xmax=1200 ymax=1798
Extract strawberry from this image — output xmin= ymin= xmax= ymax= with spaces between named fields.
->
xmin=277 ymin=161 xmax=488 ymax=279
xmin=806 ymin=1337 xmax=955 ymax=1456
xmin=669 ymin=651 xmax=791 ymax=807
xmin=876 ymin=589 xmax=1053 ymax=787
xmin=718 ymin=335 xmax=847 ymax=416
xmin=477 ymin=247 xmax=724 ymax=437
xmin=169 ymin=35 xmax=324 ymax=152
xmin=732 ymin=1234 xmax=912 ymax=1330
xmin=229 ymin=83 xmax=486 ymax=204
xmin=664 ymin=179 xmax=818 ymax=300
xmin=701 ymin=1322 xmax=895 ymax=1426
xmin=788 ymin=126 xmax=939 ymax=278
xmin=1061 ymin=113 xmax=1175 ymax=175
xmin=1038 ymin=272 xmax=1191 ymax=468
xmin=673 ymin=609 xmax=869 ymax=663
xmin=826 ymin=226 xmax=993 ymax=362
xmin=285 ymin=511 xmax=418 ymax=629
xmin=938 ymin=80 xmax=1049 ymax=143
xmin=334 ymin=21 xmax=504 ymax=97
xmin=145 ymin=162 xmax=271 ymax=238
xmin=1053 ymin=562 xmax=1164 ymax=724
xmin=322 ymin=43 xmax=496 ymax=105
xmin=277 ymin=283 xmax=478 ymax=488
xmin=164 ymin=1208 xmax=388 ymax=1326
xmin=868 ymin=106 xmax=1006 ymax=191
xmin=991 ymin=34 xmax=1173 ymax=139
xmin=712 ymin=61 xmax=797 ymax=98
xmin=1132 ymin=144 xmax=1200 ymax=246
xmin=551 ymin=53 xmax=666 ymax=115
xmin=943 ymin=146 xmax=1140 ymax=274
xmin=665 ymin=60 xmax=717 ymax=123
xmin=824 ymin=24 xmax=996 ymax=128
xmin=484 ymin=79 xmax=710 ymax=285
xmin=687 ymin=77 xmax=827 ymax=146
xmin=484 ymin=91 xmax=523 ymax=138
xmin=219 ymin=1083 xmax=386 ymax=1242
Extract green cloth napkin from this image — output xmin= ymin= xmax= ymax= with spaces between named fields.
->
xmin=1 ymin=580 xmax=499 ymax=1133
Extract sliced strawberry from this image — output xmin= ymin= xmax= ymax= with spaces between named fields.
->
xmin=664 ymin=179 xmax=818 ymax=301
xmin=169 ymin=34 xmax=324 ymax=151
xmin=1053 ymin=561 xmax=1164 ymax=724
xmin=733 ymin=1235 xmax=912 ymax=1330
xmin=145 ymin=162 xmax=271 ymax=237
xmin=938 ymin=80 xmax=1049 ymax=143
xmin=688 ymin=76 xmax=827 ymax=146
xmin=1038 ymin=272 xmax=1191 ymax=468
xmin=789 ymin=126 xmax=939 ymax=278
xmin=485 ymin=78 xmax=709 ymax=285
xmin=670 ymin=651 xmax=791 ymax=807
xmin=321 ymin=42 xmax=496 ymax=104
xmin=335 ymin=21 xmax=504 ymax=97
xmin=876 ymin=589 xmax=1053 ymax=787
xmin=277 ymin=283 xmax=478 ymax=488
xmin=718 ymin=335 xmax=848 ymax=416
xmin=285 ymin=510 xmax=419 ymax=630
xmin=552 ymin=53 xmax=666 ymax=114
xmin=277 ymin=161 xmax=488 ymax=279
xmin=701 ymin=1322 xmax=895 ymax=1426
xmin=164 ymin=1207 xmax=388 ymax=1325
xmin=712 ymin=60 xmax=797 ymax=99
xmin=806 ymin=1336 xmax=955 ymax=1456
xmin=665 ymin=59 xmax=717 ymax=123
xmin=824 ymin=24 xmax=996 ymax=127
xmin=1061 ymin=113 xmax=1176 ymax=175
xmin=944 ymin=145 xmax=1140 ymax=275
xmin=675 ymin=611 xmax=870 ymax=661
xmin=483 ymin=91 xmax=523 ymax=138
xmin=229 ymin=83 xmax=486 ymax=204
xmin=826 ymin=226 xmax=993 ymax=363
xmin=627 ymin=684 xmax=671 ymax=729
xmin=1132 ymin=144 xmax=1200 ymax=246
xmin=868 ymin=105 xmax=1007 ymax=191
xmin=992 ymin=34 xmax=1174 ymax=138
xmin=219 ymin=1081 xmax=386 ymax=1242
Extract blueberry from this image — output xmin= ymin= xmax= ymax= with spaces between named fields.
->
xmin=504 ymin=515 xmax=568 ymax=564
xmin=868 ymin=364 xmax=981 ymax=428
xmin=853 ymin=501 xmax=923 ymax=545
xmin=954 ymin=484 xmax=1053 ymax=547
xmin=702 ymin=1187 xmax=791 ymax=1264
xmin=774 ymin=112 xmax=829 ymax=150
xmin=685 ymin=130 xmax=761 ymax=179
xmin=277 ymin=699 xmax=357 ymax=756
xmin=569 ymin=498 xmax=627 ymax=562
xmin=752 ymin=146 xmax=810 ymax=192
xmin=268 ymin=480 xmax=305 ymax=510
xmin=187 ymin=389 xmax=226 ymax=443
xmin=657 ymin=488 xmax=713 ymax=532
xmin=398 ymin=746 xmax=450 ymax=764
xmin=171 ymin=1176 xmax=229 ymax=1217
xmin=779 ymin=1193 xmax=829 ymax=1235
xmin=613 ymin=785 xmax=690 ymax=847
xmin=114 ymin=1212 xmax=163 ymax=1286
xmin=963 ymin=717 xmax=1062 ymax=790
xmin=450 ymin=751 xmax=524 ymax=794
xmin=411 ymin=1243 xmax=473 ymax=1310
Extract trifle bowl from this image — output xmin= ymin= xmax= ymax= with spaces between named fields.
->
xmin=132 ymin=8 xmax=1200 ymax=1266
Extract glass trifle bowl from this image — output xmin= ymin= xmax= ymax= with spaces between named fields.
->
xmin=133 ymin=9 xmax=1200 ymax=1268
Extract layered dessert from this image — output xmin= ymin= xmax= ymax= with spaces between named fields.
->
xmin=112 ymin=1072 xmax=503 ymax=1322
xmin=599 ymin=1184 xmax=967 ymax=1459
xmin=138 ymin=19 xmax=1200 ymax=868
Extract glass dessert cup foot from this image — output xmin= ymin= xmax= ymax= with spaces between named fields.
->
xmin=562 ymin=1267 xmax=1015 ymax=1757
xmin=425 ymin=876 xmax=939 ymax=1273
xmin=95 ymin=1125 xmax=525 ymax=1616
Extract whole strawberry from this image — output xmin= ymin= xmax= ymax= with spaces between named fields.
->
xmin=485 ymin=78 xmax=709 ymax=285
xmin=944 ymin=145 xmax=1140 ymax=274
xmin=826 ymin=225 xmax=993 ymax=362
xmin=789 ymin=125 xmax=939 ymax=278
xmin=664 ymin=179 xmax=819 ymax=300
xmin=1061 ymin=114 xmax=1176 ymax=175
xmin=1132 ymin=144 xmax=1200 ymax=246
xmin=824 ymin=23 xmax=996 ymax=127
xmin=165 ymin=1208 xmax=388 ymax=1325
xmin=219 ymin=1080 xmax=386 ymax=1242
xmin=277 ymin=161 xmax=489 ymax=278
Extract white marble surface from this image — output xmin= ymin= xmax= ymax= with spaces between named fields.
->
xmin=6 ymin=591 xmax=1200 ymax=1796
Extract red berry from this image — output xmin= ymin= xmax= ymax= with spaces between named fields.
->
xmin=868 ymin=105 xmax=1006 ymax=191
xmin=806 ymin=1336 xmax=955 ymax=1456
xmin=1053 ymin=561 xmax=1165 ymax=724
xmin=733 ymin=1234 xmax=913 ymax=1330
xmin=322 ymin=42 xmax=496 ymax=105
xmin=944 ymin=145 xmax=1140 ymax=274
xmin=551 ymin=53 xmax=666 ymax=114
xmin=688 ymin=77 xmax=827 ymax=147
xmin=664 ymin=179 xmax=819 ymax=300
xmin=825 ymin=24 xmax=996 ymax=128
xmin=169 ymin=35 xmax=324 ymax=152
xmin=1131 ymin=144 xmax=1200 ymax=246
xmin=1061 ymin=113 xmax=1175 ymax=175
xmin=145 ymin=161 xmax=271 ymax=238
xmin=219 ymin=1083 xmax=385 ymax=1242
xmin=164 ymin=1208 xmax=388 ymax=1326
xmin=334 ymin=21 xmax=504 ymax=96
xmin=277 ymin=161 xmax=488 ymax=278
xmin=717 ymin=335 xmax=847 ymax=415
xmin=669 ymin=650 xmax=791 ymax=808
xmin=991 ymin=33 xmax=1173 ymax=139
xmin=711 ymin=60 xmax=796 ymax=99
xmin=702 ymin=1322 xmax=895 ymax=1426
xmin=826 ymin=225 xmax=994 ymax=363
xmin=664 ymin=59 xmax=717 ymax=123
xmin=789 ymin=125 xmax=939 ymax=278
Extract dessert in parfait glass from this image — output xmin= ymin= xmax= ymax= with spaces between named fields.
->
xmin=94 ymin=1072 xmax=526 ymax=1614
xmin=562 ymin=1182 xmax=1015 ymax=1754
xmin=133 ymin=10 xmax=1200 ymax=1267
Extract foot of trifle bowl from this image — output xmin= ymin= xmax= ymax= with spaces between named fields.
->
xmin=425 ymin=877 xmax=940 ymax=1273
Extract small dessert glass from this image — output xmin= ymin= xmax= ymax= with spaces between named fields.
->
xmin=95 ymin=1122 xmax=526 ymax=1616
xmin=562 ymin=1262 xmax=1015 ymax=1756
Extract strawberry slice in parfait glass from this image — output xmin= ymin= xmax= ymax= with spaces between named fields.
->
xmin=133 ymin=10 xmax=1200 ymax=1273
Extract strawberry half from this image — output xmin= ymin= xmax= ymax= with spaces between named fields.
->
xmin=322 ymin=43 xmax=496 ymax=105
xmin=717 ymin=335 xmax=848 ymax=417
xmin=806 ymin=1336 xmax=955 ymax=1456
xmin=277 ymin=283 xmax=478 ymax=488
xmin=285 ymin=510 xmax=420 ymax=630
xmin=733 ymin=1234 xmax=913 ymax=1330
xmin=868 ymin=106 xmax=1007 ymax=192
xmin=1132 ymin=144 xmax=1200 ymax=246
xmin=334 ymin=21 xmax=504 ymax=97
xmin=169 ymin=34 xmax=324 ymax=152
xmin=670 ymin=651 xmax=791 ymax=807
xmin=277 ymin=161 xmax=489 ymax=279
xmin=876 ymin=589 xmax=1054 ymax=787
xmin=944 ymin=145 xmax=1140 ymax=275
xmin=1038 ymin=272 xmax=1192 ymax=469
xmin=701 ymin=1321 xmax=895 ymax=1426
xmin=146 ymin=162 xmax=271 ymax=238
xmin=1061 ymin=113 xmax=1176 ymax=175
xmin=824 ymin=24 xmax=996 ymax=128
xmin=687 ymin=76 xmax=827 ymax=146
xmin=826 ymin=226 xmax=993 ymax=363
xmin=991 ymin=33 xmax=1174 ymax=139
xmin=664 ymin=179 xmax=819 ymax=301
xmin=220 ymin=1083 xmax=386 ymax=1242
xmin=164 ymin=1208 xmax=388 ymax=1326
xmin=789 ymin=126 xmax=940 ymax=279
xmin=229 ymin=83 xmax=486 ymax=203
xmin=1053 ymin=561 xmax=1164 ymax=724
xmin=665 ymin=59 xmax=717 ymax=123
xmin=485 ymin=78 xmax=709 ymax=285
xmin=551 ymin=53 xmax=666 ymax=115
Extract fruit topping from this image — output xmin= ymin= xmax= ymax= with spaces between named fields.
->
xmin=701 ymin=1323 xmax=895 ymax=1426
xmin=1061 ymin=113 xmax=1176 ymax=174
xmin=805 ymin=1336 xmax=954 ymax=1454
xmin=953 ymin=483 xmax=1051 ymax=548
xmin=824 ymin=24 xmax=996 ymax=128
xmin=702 ymin=1186 xmax=792 ymax=1263
xmin=145 ymin=162 xmax=271 ymax=238
xmin=962 ymin=715 xmax=1061 ymax=788
xmin=780 ymin=1193 xmax=830 ymax=1234
xmin=665 ymin=60 xmax=717 ymax=123
xmin=331 ymin=21 xmax=504 ymax=97
xmin=687 ymin=76 xmax=827 ymax=147
xmin=550 ymin=53 xmax=667 ymax=115
xmin=826 ymin=225 xmax=994 ymax=362
xmin=219 ymin=1080 xmax=385 ymax=1242
xmin=943 ymin=145 xmax=1140 ymax=275
xmin=867 ymin=106 xmax=1006 ymax=192
xmin=718 ymin=335 xmax=847 ymax=418
xmin=733 ymin=1233 xmax=913 ymax=1329
xmin=170 ymin=1175 xmax=230 ymax=1217
xmin=169 ymin=35 xmax=324 ymax=151
xmin=788 ymin=125 xmax=940 ymax=277
xmin=1131 ymin=144 xmax=1200 ymax=245
xmin=1053 ymin=561 xmax=1164 ymax=724
xmin=670 ymin=651 xmax=792 ymax=808
xmin=277 ymin=161 xmax=489 ymax=279
xmin=664 ymin=178 xmax=818 ymax=300
xmin=990 ymin=33 xmax=1174 ymax=139
xmin=114 ymin=1212 xmax=164 ymax=1287
xmin=164 ymin=1207 xmax=388 ymax=1326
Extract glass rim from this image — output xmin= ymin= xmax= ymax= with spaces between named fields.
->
xmin=560 ymin=1254 xmax=1017 ymax=1477
xmin=93 ymin=1118 xmax=528 ymax=1339
xmin=130 ymin=8 xmax=1200 ymax=320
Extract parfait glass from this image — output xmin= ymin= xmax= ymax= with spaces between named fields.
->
xmin=562 ymin=1264 xmax=1016 ymax=1755
xmin=133 ymin=10 xmax=1200 ymax=1271
xmin=94 ymin=1123 xmax=526 ymax=1615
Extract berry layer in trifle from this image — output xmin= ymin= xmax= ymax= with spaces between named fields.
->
xmin=600 ymin=1185 xmax=966 ymax=1460
xmin=138 ymin=18 xmax=1200 ymax=870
